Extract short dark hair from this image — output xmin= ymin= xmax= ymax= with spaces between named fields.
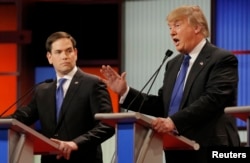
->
xmin=45 ymin=31 xmax=77 ymax=52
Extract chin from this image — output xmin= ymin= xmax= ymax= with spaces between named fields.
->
xmin=175 ymin=47 xmax=183 ymax=53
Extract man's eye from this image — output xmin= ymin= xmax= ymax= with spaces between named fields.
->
xmin=176 ymin=23 xmax=182 ymax=27
xmin=67 ymin=49 xmax=73 ymax=53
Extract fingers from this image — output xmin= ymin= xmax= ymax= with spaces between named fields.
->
xmin=51 ymin=139 xmax=72 ymax=160
xmin=121 ymin=72 xmax=127 ymax=80
xmin=62 ymin=147 xmax=71 ymax=160
xmin=56 ymin=154 xmax=63 ymax=160
xmin=100 ymin=65 xmax=128 ymax=95
xmin=151 ymin=118 xmax=174 ymax=134
xmin=151 ymin=118 xmax=163 ymax=131
xmin=50 ymin=138 xmax=60 ymax=144
xmin=107 ymin=65 xmax=120 ymax=77
xmin=50 ymin=139 xmax=78 ymax=160
xmin=101 ymin=65 xmax=121 ymax=80
xmin=101 ymin=65 xmax=111 ymax=76
xmin=56 ymin=146 xmax=71 ymax=160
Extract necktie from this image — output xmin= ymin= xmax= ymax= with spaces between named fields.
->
xmin=168 ymin=54 xmax=191 ymax=116
xmin=56 ymin=78 xmax=67 ymax=121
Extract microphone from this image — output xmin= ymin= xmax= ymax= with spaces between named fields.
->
xmin=125 ymin=49 xmax=173 ymax=112
xmin=0 ymin=79 xmax=54 ymax=117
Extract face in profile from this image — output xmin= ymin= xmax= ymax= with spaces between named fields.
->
xmin=168 ymin=17 xmax=201 ymax=54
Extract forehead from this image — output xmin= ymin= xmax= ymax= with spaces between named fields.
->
xmin=51 ymin=38 xmax=73 ymax=50
xmin=167 ymin=19 xmax=186 ymax=26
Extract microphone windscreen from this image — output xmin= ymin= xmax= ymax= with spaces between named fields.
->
xmin=165 ymin=50 xmax=173 ymax=57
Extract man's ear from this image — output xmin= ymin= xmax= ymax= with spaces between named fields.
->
xmin=46 ymin=52 xmax=53 ymax=64
xmin=74 ymin=48 xmax=78 ymax=60
xmin=194 ymin=25 xmax=202 ymax=34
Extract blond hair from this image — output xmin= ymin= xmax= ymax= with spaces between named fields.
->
xmin=167 ymin=5 xmax=209 ymax=37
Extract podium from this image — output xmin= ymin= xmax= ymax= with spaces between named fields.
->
xmin=95 ymin=112 xmax=199 ymax=163
xmin=225 ymin=106 xmax=250 ymax=146
xmin=0 ymin=118 xmax=60 ymax=163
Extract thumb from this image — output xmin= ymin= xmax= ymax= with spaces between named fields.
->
xmin=50 ymin=138 xmax=60 ymax=144
xmin=121 ymin=72 xmax=127 ymax=80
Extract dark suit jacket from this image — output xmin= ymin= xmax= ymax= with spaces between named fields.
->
xmin=122 ymin=41 xmax=240 ymax=147
xmin=12 ymin=69 xmax=115 ymax=163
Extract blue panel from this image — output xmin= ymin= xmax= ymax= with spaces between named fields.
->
xmin=117 ymin=123 xmax=135 ymax=163
xmin=236 ymin=55 xmax=249 ymax=127
xmin=34 ymin=67 xmax=56 ymax=130
xmin=35 ymin=67 xmax=56 ymax=84
xmin=0 ymin=130 xmax=9 ymax=163
xmin=215 ymin=0 xmax=250 ymax=50
xmin=215 ymin=0 xmax=250 ymax=127
xmin=237 ymin=55 xmax=250 ymax=106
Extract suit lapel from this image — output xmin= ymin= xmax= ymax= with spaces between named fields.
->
xmin=56 ymin=69 xmax=82 ymax=129
xmin=167 ymin=56 xmax=184 ymax=87
xmin=180 ymin=42 xmax=212 ymax=109
xmin=163 ymin=55 xmax=183 ymax=116
xmin=40 ymin=80 xmax=58 ymax=129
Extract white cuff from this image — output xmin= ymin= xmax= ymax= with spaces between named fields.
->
xmin=119 ymin=86 xmax=130 ymax=104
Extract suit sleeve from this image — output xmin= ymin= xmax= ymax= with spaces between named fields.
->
xmin=72 ymin=79 xmax=115 ymax=147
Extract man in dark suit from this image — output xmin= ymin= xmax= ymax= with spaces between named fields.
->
xmin=10 ymin=31 xmax=115 ymax=163
xmin=100 ymin=5 xmax=240 ymax=163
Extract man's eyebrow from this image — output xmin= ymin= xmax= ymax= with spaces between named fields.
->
xmin=66 ymin=47 xmax=73 ymax=50
xmin=54 ymin=49 xmax=62 ymax=52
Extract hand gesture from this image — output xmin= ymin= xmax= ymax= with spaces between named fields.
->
xmin=100 ymin=65 xmax=128 ymax=96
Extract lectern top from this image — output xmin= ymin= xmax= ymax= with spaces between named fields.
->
xmin=0 ymin=118 xmax=60 ymax=154
xmin=95 ymin=112 xmax=154 ymax=128
xmin=224 ymin=106 xmax=250 ymax=121
xmin=95 ymin=112 xmax=200 ymax=150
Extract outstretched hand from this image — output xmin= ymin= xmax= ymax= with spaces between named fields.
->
xmin=100 ymin=65 xmax=128 ymax=96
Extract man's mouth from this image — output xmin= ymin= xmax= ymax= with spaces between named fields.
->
xmin=61 ymin=62 xmax=70 ymax=66
xmin=173 ymin=38 xmax=180 ymax=46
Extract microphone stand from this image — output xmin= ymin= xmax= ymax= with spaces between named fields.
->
xmin=0 ymin=79 xmax=53 ymax=117
xmin=125 ymin=50 xmax=173 ymax=112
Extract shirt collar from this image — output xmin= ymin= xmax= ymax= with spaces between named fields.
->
xmin=57 ymin=66 xmax=77 ymax=81
xmin=189 ymin=39 xmax=206 ymax=57
xmin=188 ymin=38 xmax=206 ymax=62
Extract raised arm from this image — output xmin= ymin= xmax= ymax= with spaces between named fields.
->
xmin=100 ymin=65 xmax=128 ymax=96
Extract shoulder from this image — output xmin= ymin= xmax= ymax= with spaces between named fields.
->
xmin=202 ymin=43 xmax=238 ymax=69
xmin=74 ymin=69 xmax=106 ymax=88
xmin=76 ymin=69 xmax=101 ymax=82
xmin=199 ymin=42 xmax=237 ymax=63
xmin=206 ymin=42 xmax=234 ymax=56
